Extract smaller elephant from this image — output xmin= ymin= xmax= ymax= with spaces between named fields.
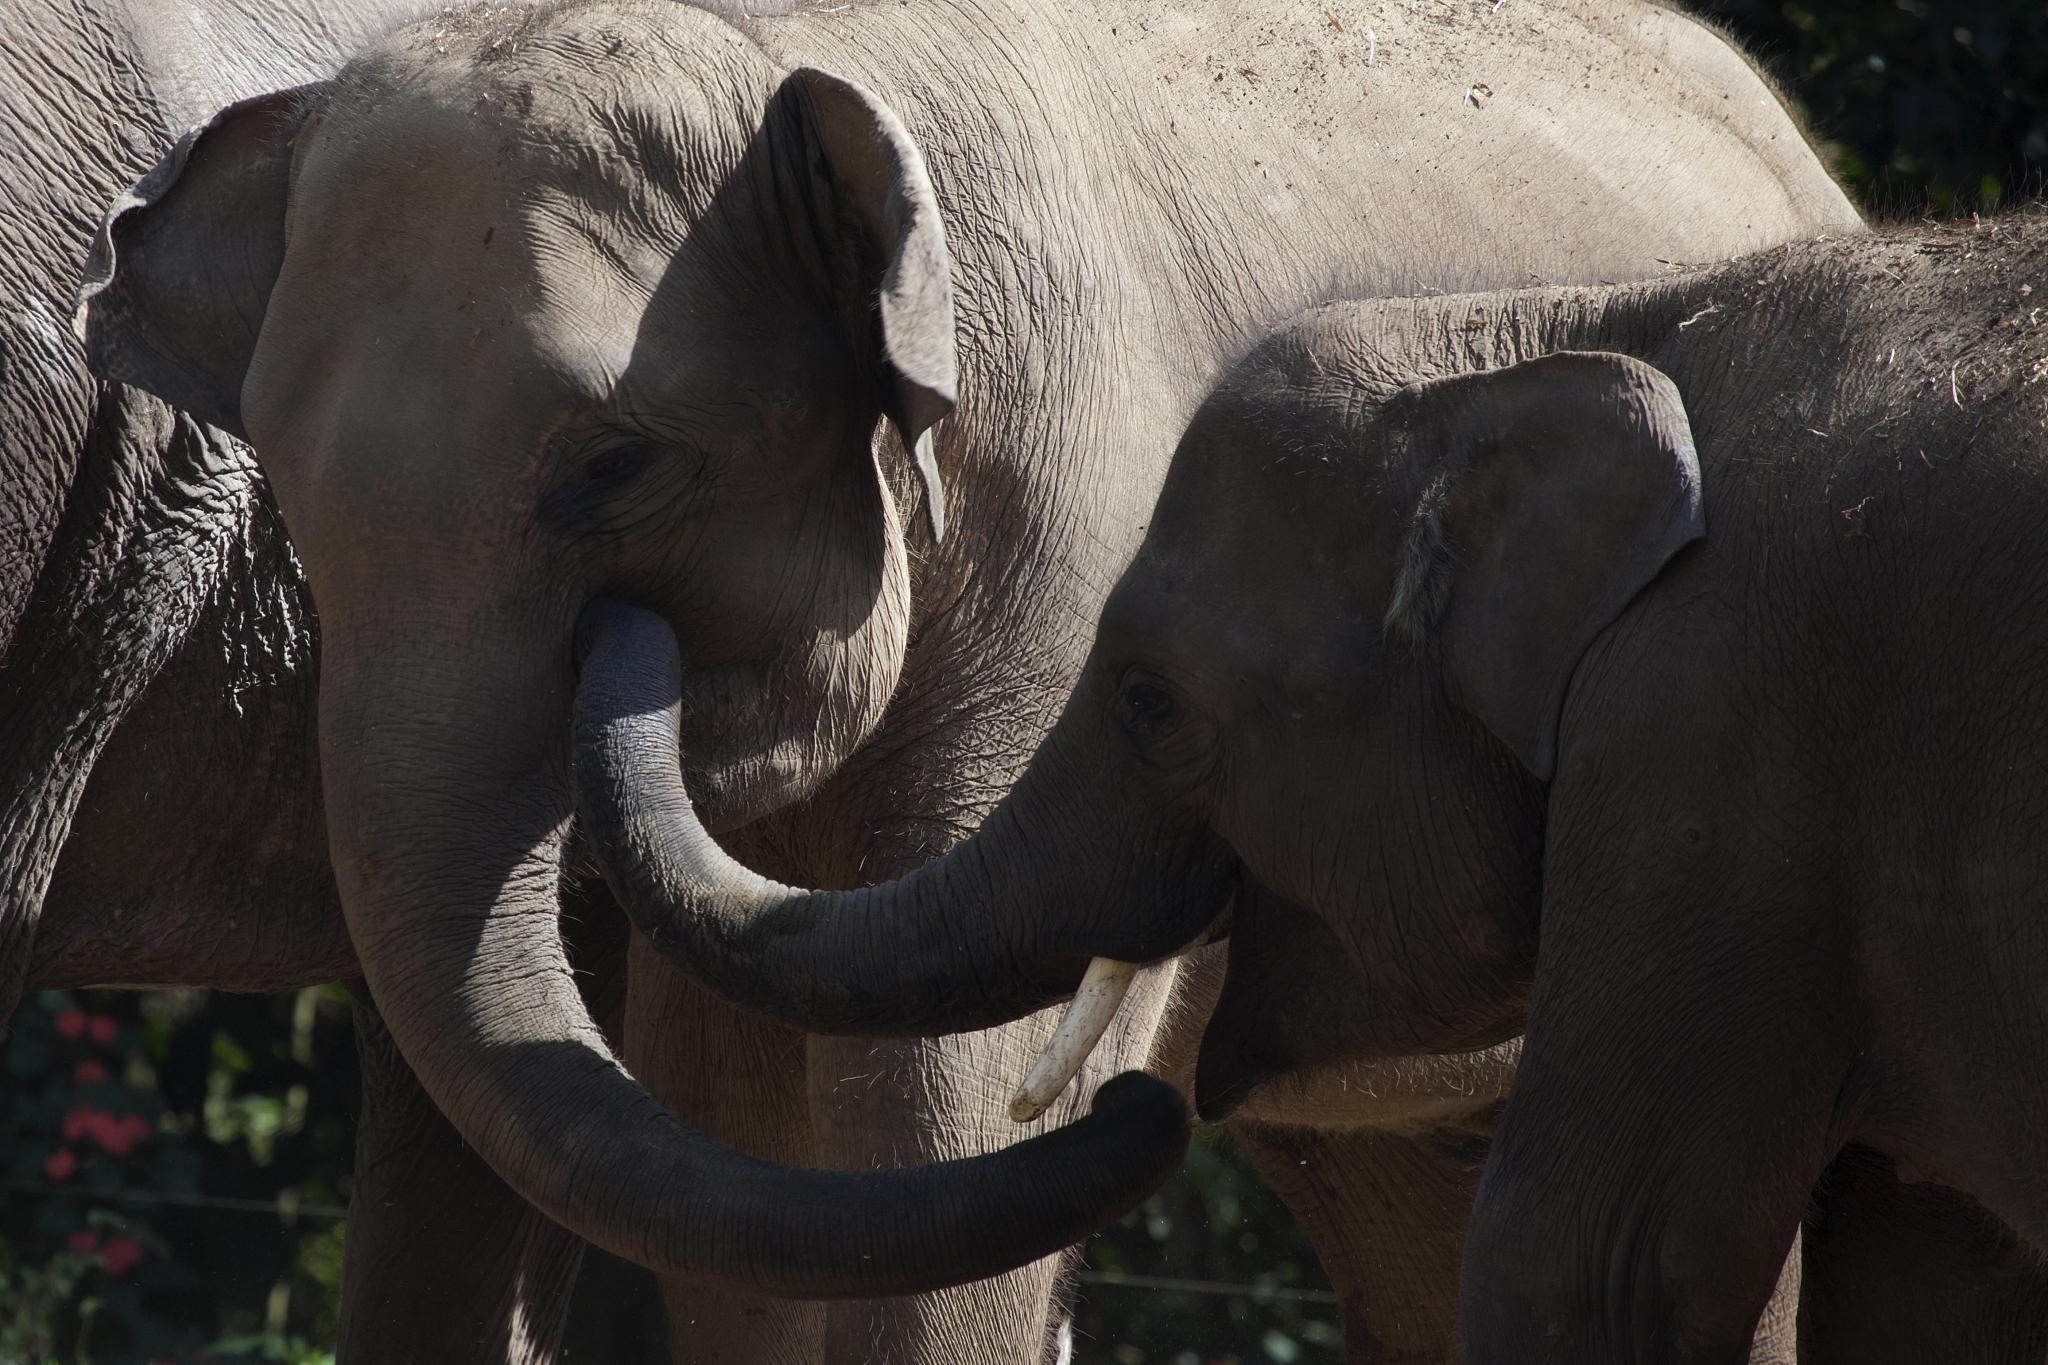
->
xmin=570 ymin=215 xmax=2048 ymax=1360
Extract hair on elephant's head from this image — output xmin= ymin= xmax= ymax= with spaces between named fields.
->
xmin=573 ymin=311 xmax=1704 ymax=1124
xmin=77 ymin=2 xmax=1192 ymax=1297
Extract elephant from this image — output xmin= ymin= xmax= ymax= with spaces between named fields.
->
xmin=570 ymin=216 xmax=2048 ymax=1362
xmin=12 ymin=0 xmax=1179 ymax=1353
xmin=65 ymin=0 xmax=1871 ymax=1359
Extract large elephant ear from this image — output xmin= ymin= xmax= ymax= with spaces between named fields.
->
xmin=785 ymin=68 xmax=957 ymax=540
xmin=1381 ymin=351 xmax=1703 ymax=781
xmin=77 ymin=86 xmax=317 ymax=438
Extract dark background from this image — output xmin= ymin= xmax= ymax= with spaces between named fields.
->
xmin=3 ymin=1 xmax=2042 ymax=1360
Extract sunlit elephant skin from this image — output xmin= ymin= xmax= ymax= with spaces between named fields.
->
xmin=0 ymin=0 xmax=444 ymax=1026
xmin=76 ymin=0 xmax=1859 ymax=1360
xmin=0 ymin=2 xmax=657 ymax=1360
xmin=578 ymin=219 xmax=2048 ymax=1361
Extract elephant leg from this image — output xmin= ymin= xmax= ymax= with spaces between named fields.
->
xmin=811 ymin=965 xmax=1182 ymax=1364
xmin=1230 ymin=1118 xmax=1483 ymax=1363
xmin=341 ymin=996 xmax=588 ymax=1364
xmin=340 ymin=890 xmax=650 ymax=1365
xmin=623 ymin=938 xmax=822 ymax=1365
xmin=1232 ymin=1114 xmax=1804 ymax=1365
xmin=810 ymin=1029 xmax=1064 ymax=1364
xmin=1799 ymin=1144 xmax=2048 ymax=1364
xmin=1461 ymin=925 xmax=1847 ymax=1361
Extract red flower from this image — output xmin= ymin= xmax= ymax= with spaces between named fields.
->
xmin=66 ymin=1228 xmax=99 ymax=1253
xmin=42 ymin=1147 xmax=76 ymax=1181
xmin=62 ymin=1107 xmax=97 ymax=1142
xmin=54 ymin=1007 xmax=86 ymax=1039
xmin=73 ymin=1060 xmax=107 ymax=1085
xmin=87 ymin=1015 xmax=117 ymax=1047
xmin=98 ymin=1236 xmax=142 ymax=1276
xmin=97 ymin=1112 xmax=151 ymax=1155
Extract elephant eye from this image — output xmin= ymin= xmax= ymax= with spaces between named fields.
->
xmin=583 ymin=443 xmax=652 ymax=488
xmin=1119 ymin=672 xmax=1182 ymax=740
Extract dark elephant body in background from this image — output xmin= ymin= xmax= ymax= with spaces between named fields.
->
xmin=56 ymin=0 xmax=1865 ymax=1359
xmin=588 ymin=219 xmax=2048 ymax=1360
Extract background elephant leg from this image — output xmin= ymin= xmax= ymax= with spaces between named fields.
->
xmin=810 ymin=1029 xmax=1064 ymax=1364
xmin=623 ymin=939 xmax=822 ymax=1364
xmin=340 ymin=892 xmax=655 ymax=1365
xmin=341 ymin=1000 xmax=587 ymax=1364
xmin=811 ymin=966 xmax=1180 ymax=1364
xmin=1230 ymin=1114 xmax=1803 ymax=1365
xmin=1230 ymin=1118 xmax=1484 ymax=1363
xmin=1799 ymin=1144 xmax=2048 ymax=1364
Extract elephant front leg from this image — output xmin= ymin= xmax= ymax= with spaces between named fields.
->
xmin=1462 ymin=823 xmax=1869 ymax=1363
xmin=1459 ymin=927 xmax=1850 ymax=1365
xmin=810 ymin=1029 xmax=1068 ymax=1365
xmin=1799 ymin=1144 xmax=2048 ymax=1364
xmin=339 ymin=893 xmax=661 ymax=1365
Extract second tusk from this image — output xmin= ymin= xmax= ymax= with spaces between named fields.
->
xmin=1008 ymin=958 xmax=1139 ymax=1123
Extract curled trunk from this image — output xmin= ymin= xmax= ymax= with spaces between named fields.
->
xmin=572 ymin=598 xmax=1232 ymax=1036
xmin=322 ymin=604 xmax=1189 ymax=1297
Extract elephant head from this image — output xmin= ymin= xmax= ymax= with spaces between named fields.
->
xmin=78 ymin=7 xmax=1189 ymax=1294
xmin=577 ymin=315 xmax=1704 ymax=1121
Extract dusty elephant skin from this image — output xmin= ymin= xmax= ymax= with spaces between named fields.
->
xmin=0 ymin=0 xmax=445 ymax=1022
xmin=59 ymin=0 xmax=1869 ymax=1360
xmin=582 ymin=219 xmax=2048 ymax=1360
xmin=1 ymin=3 xmax=668 ymax=1359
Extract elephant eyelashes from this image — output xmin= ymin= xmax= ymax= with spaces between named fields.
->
xmin=1118 ymin=673 xmax=1182 ymax=741
xmin=538 ymin=441 xmax=659 ymax=535
xmin=582 ymin=443 xmax=652 ymax=488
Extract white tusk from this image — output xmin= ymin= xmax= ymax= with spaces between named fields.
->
xmin=1008 ymin=958 xmax=1139 ymax=1123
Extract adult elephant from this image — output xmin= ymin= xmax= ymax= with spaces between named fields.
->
xmin=12 ymin=0 xmax=1200 ymax=1356
xmin=575 ymin=222 xmax=2048 ymax=1360
xmin=2 ymin=3 xmax=634 ymax=1357
xmin=73 ymin=0 xmax=1866 ymax=1360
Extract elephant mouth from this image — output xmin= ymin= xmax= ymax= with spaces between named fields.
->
xmin=1006 ymin=890 xmax=1239 ymax=1124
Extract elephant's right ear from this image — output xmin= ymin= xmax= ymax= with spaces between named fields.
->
xmin=78 ymin=86 xmax=319 ymax=439
xmin=783 ymin=68 xmax=957 ymax=541
xmin=1381 ymin=351 xmax=1703 ymax=782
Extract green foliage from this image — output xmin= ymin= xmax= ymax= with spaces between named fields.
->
xmin=1706 ymin=0 xmax=2047 ymax=212
xmin=0 ymin=990 xmax=357 ymax=1365
xmin=1071 ymin=1130 xmax=1339 ymax=1364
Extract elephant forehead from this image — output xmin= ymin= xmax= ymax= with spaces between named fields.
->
xmin=302 ymin=2 xmax=778 ymax=241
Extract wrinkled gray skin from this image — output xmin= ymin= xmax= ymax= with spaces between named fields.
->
xmin=0 ymin=2 xmax=673 ymax=1359
xmin=584 ymin=221 xmax=2048 ymax=1361
xmin=67 ymin=0 xmax=1873 ymax=1360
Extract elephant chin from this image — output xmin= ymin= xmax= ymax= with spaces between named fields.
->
xmin=1192 ymin=939 xmax=1281 ymax=1123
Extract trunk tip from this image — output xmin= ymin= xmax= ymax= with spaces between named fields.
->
xmin=1088 ymin=1070 xmax=1191 ymax=1150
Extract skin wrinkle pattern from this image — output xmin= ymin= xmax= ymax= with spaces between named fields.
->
xmin=46 ymin=0 xmax=1868 ymax=1361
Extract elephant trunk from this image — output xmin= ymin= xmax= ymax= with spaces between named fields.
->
xmin=571 ymin=599 xmax=1233 ymax=1038
xmin=321 ymin=600 xmax=1189 ymax=1297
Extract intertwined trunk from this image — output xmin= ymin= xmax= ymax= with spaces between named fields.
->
xmin=571 ymin=599 xmax=1235 ymax=1035
xmin=318 ymin=593 xmax=1189 ymax=1297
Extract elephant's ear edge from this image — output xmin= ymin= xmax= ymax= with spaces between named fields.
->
xmin=77 ymin=85 xmax=321 ymax=439
xmin=784 ymin=66 xmax=957 ymax=541
xmin=1386 ymin=351 xmax=1704 ymax=782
